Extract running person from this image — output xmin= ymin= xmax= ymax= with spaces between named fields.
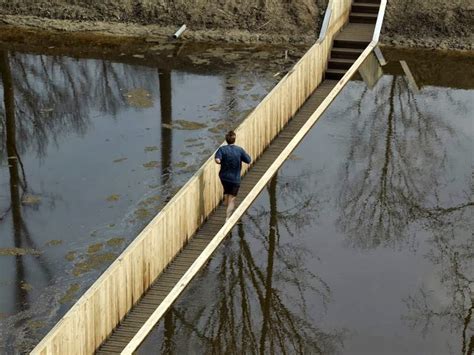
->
xmin=215 ymin=131 xmax=251 ymax=220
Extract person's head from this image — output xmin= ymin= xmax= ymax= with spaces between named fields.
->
xmin=225 ymin=131 xmax=236 ymax=145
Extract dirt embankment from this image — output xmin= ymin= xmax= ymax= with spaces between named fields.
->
xmin=382 ymin=0 xmax=474 ymax=50
xmin=0 ymin=0 xmax=327 ymax=44
xmin=0 ymin=0 xmax=473 ymax=49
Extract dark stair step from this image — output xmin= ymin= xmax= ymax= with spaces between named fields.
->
xmin=350 ymin=12 xmax=378 ymax=24
xmin=325 ymin=69 xmax=346 ymax=80
xmin=334 ymin=39 xmax=370 ymax=49
xmin=328 ymin=58 xmax=355 ymax=70
xmin=352 ymin=3 xmax=380 ymax=14
xmin=330 ymin=47 xmax=364 ymax=59
xmin=354 ymin=0 xmax=380 ymax=4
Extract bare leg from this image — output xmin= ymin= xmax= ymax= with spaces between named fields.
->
xmin=226 ymin=195 xmax=236 ymax=220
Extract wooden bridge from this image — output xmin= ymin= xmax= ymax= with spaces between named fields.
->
xmin=31 ymin=0 xmax=387 ymax=354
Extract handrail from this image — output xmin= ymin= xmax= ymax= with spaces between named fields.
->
xmin=121 ymin=1 xmax=353 ymax=353
xmin=318 ymin=8 xmax=333 ymax=42
xmin=122 ymin=43 xmax=377 ymax=355
xmin=372 ymin=0 xmax=387 ymax=43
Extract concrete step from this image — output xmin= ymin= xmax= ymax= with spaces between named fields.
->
xmin=334 ymin=39 xmax=370 ymax=49
xmin=330 ymin=47 xmax=364 ymax=59
xmin=350 ymin=12 xmax=378 ymax=24
xmin=352 ymin=3 xmax=380 ymax=14
xmin=328 ymin=58 xmax=355 ymax=70
xmin=325 ymin=69 xmax=346 ymax=80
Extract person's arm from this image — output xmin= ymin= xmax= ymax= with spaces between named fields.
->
xmin=215 ymin=148 xmax=222 ymax=164
xmin=241 ymin=148 xmax=251 ymax=164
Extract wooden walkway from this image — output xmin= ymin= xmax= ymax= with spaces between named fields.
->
xmin=97 ymin=79 xmax=336 ymax=354
xmin=73 ymin=1 xmax=383 ymax=354
xmin=97 ymin=5 xmax=380 ymax=351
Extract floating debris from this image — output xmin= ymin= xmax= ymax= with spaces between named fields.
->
xmin=28 ymin=320 xmax=46 ymax=330
xmin=72 ymin=253 xmax=116 ymax=276
xmin=106 ymin=238 xmax=126 ymax=247
xmin=173 ymin=119 xmax=208 ymax=130
xmin=139 ymin=195 xmax=161 ymax=207
xmin=106 ymin=194 xmax=120 ymax=202
xmin=87 ymin=243 xmax=104 ymax=254
xmin=288 ymin=154 xmax=303 ymax=161
xmin=20 ymin=281 xmax=33 ymax=291
xmin=21 ymin=194 xmax=41 ymax=206
xmin=132 ymin=54 xmax=145 ymax=59
xmin=187 ymin=55 xmax=211 ymax=65
xmin=0 ymin=248 xmax=41 ymax=256
xmin=59 ymin=283 xmax=80 ymax=304
xmin=162 ymin=123 xmax=173 ymax=129
xmin=143 ymin=161 xmax=159 ymax=169
xmin=124 ymin=88 xmax=153 ymax=108
xmin=186 ymin=142 xmax=205 ymax=148
xmin=45 ymin=239 xmax=63 ymax=247
xmin=65 ymin=251 xmax=76 ymax=262
xmin=113 ymin=157 xmax=128 ymax=163
xmin=135 ymin=208 xmax=151 ymax=221
xmin=144 ymin=146 xmax=159 ymax=152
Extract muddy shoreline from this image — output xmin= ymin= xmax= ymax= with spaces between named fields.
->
xmin=0 ymin=0 xmax=473 ymax=50
xmin=1 ymin=14 xmax=473 ymax=52
xmin=0 ymin=15 xmax=317 ymax=46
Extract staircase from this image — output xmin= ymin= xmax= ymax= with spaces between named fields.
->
xmin=325 ymin=0 xmax=380 ymax=80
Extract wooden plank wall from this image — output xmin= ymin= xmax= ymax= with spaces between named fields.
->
xmin=30 ymin=0 xmax=352 ymax=354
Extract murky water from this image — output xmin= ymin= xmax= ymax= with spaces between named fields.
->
xmin=0 ymin=38 xmax=297 ymax=352
xmin=139 ymin=49 xmax=474 ymax=354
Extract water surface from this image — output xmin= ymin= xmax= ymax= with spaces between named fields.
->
xmin=138 ymin=49 xmax=474 ymax=355
xmin=0 ymin=38 xmax=295 ymax=351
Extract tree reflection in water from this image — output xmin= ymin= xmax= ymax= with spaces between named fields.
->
xmin=145 ymin=170 xmax=345 ymax=354
xmin=404 ymin=207 xmax=473 ymax=354
xmin=0 ymin=51 xmax=159 ymax=159
xmin=0 ymin=50 xmax=54 ymax=346
xmin=336 ymin=69 xmax=473 ymax=353
xmin=0 ymin=49 xmax=162 ymax=351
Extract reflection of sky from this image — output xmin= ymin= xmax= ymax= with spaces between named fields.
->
xmin=0 ymin=51 xmax=275 ymax=351
xmin=140 ymin=68 xmax=473 ymax=354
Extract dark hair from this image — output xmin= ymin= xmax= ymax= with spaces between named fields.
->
xmin=225 ymin=131 xmax=236 ymax=144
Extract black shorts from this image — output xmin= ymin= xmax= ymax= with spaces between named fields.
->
xmin=221 ymin=180 xmax=240 ymax=196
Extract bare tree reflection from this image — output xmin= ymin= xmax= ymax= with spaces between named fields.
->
xmin=160 ymin=69 xmax=173 ymax=187
xmin=1 ymin=51 xmax=55 ymax=348
xmin=0 ymin=52 xmax=160 ymax=160
xmin=335 ymin=69 xmax=473 ymax=353
xmin=404 ymin=205 xmax=473 ymax=354
xmin=148 ymin=170 xmax=344 ymax=354
xmin=0 ymin=49 xmax=161 ymax=351
xmin=336 ymin=74 xmax=467 ymax=249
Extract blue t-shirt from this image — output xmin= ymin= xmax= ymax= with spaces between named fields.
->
xmin=215 ymin=144 xmax=251 ymax=184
